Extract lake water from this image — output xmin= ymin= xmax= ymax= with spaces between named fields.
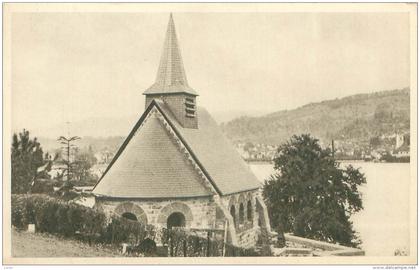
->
xmin=249 ymin=161 xmax=411 ymax=256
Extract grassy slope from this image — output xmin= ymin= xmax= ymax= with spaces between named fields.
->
xmin=12 ymin=228 xmax=121 ymax=257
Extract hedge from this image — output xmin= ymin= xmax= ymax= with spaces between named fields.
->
xmin=11 ymin=194 xmax=155 ymax=247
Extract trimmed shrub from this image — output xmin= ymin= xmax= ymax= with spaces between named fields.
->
xmin=11 ymin=195 xmax=27 ymax=229
xmin=11 ymin=194 xmax=153 ymax=248
xmin=31 ymin=179 xmax=55 ymax=194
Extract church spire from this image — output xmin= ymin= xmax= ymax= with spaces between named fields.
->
xmin=144 ymin=14 xmax=197 ymax=96
xmin=144 ymin=14 xmax=199 ymax=129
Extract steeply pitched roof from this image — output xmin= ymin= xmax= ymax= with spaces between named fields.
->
xmin=92 ymin=100 xmax=261 ymax=198
xmin=155 ymin=100 xmax=262 ymax=195
xmin=144 ymin=14 xmax=197 ymax=96
xmin=92 ymin=105 xmax=212 ymax=198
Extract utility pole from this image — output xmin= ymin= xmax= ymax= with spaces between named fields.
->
xmin=331 ymin=139 xmax=335 ymax=159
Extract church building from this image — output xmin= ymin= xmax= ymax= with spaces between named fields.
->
xmin=92 ymin=14 xmax=272 ymax=248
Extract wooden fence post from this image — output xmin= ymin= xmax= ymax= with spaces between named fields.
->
xmin=206 ymin=231 xmax=211 ymax=257
xmin=222 ymin=220 xmax=228 ymax=256
xmin=169 ymin=235 xmax=174 ymax=257
xmin=111 ymin=221 xmax=115 ymax=244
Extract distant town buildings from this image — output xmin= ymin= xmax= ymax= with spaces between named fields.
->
xmin=235 ymin=142 xmax=278 ymax=162
xmin=393 ymin=134 xmax=410 ymax=158
xmin=233 ymin=133 xmax=410 ymax=162
xmin=94 ymin=149 xmax=114 ymax=165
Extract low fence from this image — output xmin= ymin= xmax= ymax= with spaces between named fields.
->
xmin=161 ymin=228 xmax=260 ymax=257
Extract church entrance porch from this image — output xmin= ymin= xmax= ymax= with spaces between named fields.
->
xmin=156 ymin=202 xmax=194 ymax=228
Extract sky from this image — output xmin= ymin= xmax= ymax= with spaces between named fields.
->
xmin=10 ymin=11 xmax=410 ymax=137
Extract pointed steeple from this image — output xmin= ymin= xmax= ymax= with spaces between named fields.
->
xmin=144 ymin=14 xmax=197 ymax=96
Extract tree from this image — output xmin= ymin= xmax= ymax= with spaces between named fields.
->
xmin=57 ymin=135 xmax=81 ymax=181
xmin=11 ymin=129 xmax=50 ymax=194
xmin=370 ymin=136 xmax=381 ymax=148
xmin=71 ymin=146 xmax=98 ymax=184
xmin=374 ymin=103 xmax=393 ymax=122
xmin=263 ymin=134 xmax=366 ymax=247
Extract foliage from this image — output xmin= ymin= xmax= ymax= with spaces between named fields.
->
xmin=12 ymin=194 xmax=105 ymax=236
xmin=11 ymin=194 xmax=154 ymax=248
xmin=263 ymin=134 xmax=366 ymax=248
xmin=369 ymin=136 xmax=381 ymax=148
xmin=11 ymin=129 xmax=51 ymax=194
xmin=53 ymin=181 xmax=80 ymax=201
xmin=222 ymin=88 xmax=409 ymax=145
xmin=31 ymin=179 xmax=56 ymax=194
xmin=71 ymin=146 xmax=98 ymax=183
xmin=55 ymin=139 xmax=98 ymax=184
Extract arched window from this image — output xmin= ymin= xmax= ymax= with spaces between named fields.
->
xmin=115 ymin=202 xmax=148 ymax=225
xmin=239 ymin=203 xmax=245 ymax=224
xmin=167 ymin=212 xmax=186 ymax=229
xmin=122 ymin=212 xmax=138 ymax=221
xmin=230 ymin=205 xmax=236 ymax=227
xmin=247 ymin=200 xmax=253 ymax=222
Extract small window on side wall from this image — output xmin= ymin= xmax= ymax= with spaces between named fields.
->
xmin=239 ymin=203 xmax=245 ymax=224
xmin=247 ymin=200 xmax=253 ymax=223
xmin=230 ymin=205 xmax=236 ymax=227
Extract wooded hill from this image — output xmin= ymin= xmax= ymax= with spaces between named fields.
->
xmin=221 ymin=88 xmax=410 ymax=145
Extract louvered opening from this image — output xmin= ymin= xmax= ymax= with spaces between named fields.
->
xmin=185 ymin=97 xmax=196 ymax=118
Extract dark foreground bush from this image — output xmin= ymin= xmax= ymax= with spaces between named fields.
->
xmin=11 ymin=194 xmax=154 ymax=247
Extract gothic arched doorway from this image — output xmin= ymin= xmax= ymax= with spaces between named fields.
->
xmin=122 ymin=212 xmax=138 ymax=221
xmin=167 ymin=212 xmax=186 ymax=229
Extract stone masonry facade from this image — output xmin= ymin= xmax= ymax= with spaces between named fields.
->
xmin=95 ymin=188 xmax=269 ymax=248
xmin=219 ymin=190 xmax=263 ymax=248
xmin=95 ymin=196 xmax=216 ymax=229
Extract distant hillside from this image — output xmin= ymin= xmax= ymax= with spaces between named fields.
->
xmin=37 ymin=136 xmax=125 ymax=155
xmin=221 ymin=88 xmax=410 ymax=145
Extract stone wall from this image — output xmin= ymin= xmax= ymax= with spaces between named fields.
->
xmin=95 ymin=196 xmax=216 ymax=229
xmin=218 ymin=190 xmax=262 ymax=248
xmin=219 ymin=190 xmax=259 ymax=229
xmin=237 ymin=227 xmax=259 ymax=249
xmin=95 ymin=188 xmax=270 ymax=249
